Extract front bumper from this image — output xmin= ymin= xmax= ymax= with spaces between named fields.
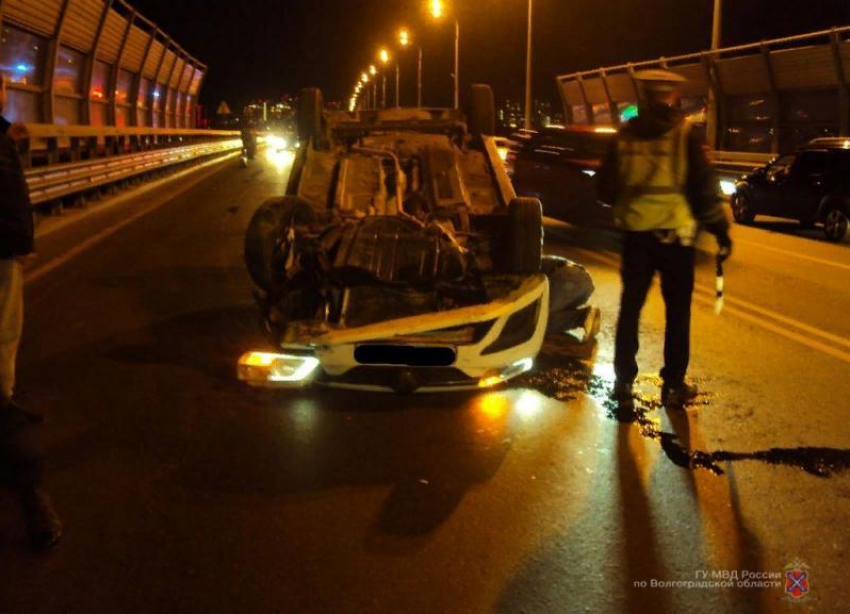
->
xmin=238 ymin=274 xmax=550 ymax=393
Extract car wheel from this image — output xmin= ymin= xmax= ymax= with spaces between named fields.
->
xmin=297 ymin=88 xmax=324 ymax=147
xmin=732 ymin=192 xmax=756 ymax=224
xmin=245 ymin=196 xmax=316 ymax=291
xmin=823 ymin=208 xmax=849 ymax=243
xmin=505 ymin=197 xmax=543 ymax=274
xmin=467 ymin=84 xmax=496 ymax=137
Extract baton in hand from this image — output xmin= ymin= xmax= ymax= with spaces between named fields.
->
xmin=715 ymin=253 xmax=725 ymax=315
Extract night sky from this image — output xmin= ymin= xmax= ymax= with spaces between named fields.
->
xmin=132 ymin=0 xmax=850 ymax=112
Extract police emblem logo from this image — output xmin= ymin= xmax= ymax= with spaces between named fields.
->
xmin=784 ymin=562 xmax=811 ymax=601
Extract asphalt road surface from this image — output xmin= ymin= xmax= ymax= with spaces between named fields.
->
xmin=1 ymin=150 xmax=848 ymax=614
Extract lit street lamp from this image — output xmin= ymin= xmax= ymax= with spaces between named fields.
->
xmin=397 ymin=27 xmax=421 ymax=108
xmin=429 ymin=0 xmax=459 ymax=109
xmin=360 ymin=72 xmax=370 ymax=109
xmin=379 ymin=48 xmax=391 ymax=108
xmin=524 ymin=0 xmax=534 ymax=130
xmin=370 ymin=65 xmax=378 ymax=110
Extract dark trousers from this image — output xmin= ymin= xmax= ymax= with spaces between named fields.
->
xmin=614 ymin=232 xmax=695 ymax=386
xmin=0 ymin=404 xmax=44 ymax=492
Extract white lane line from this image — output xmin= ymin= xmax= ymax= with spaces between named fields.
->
xmin=36 ymin=153 xmax=239 ymax=240
xmin=26 ymin=154 xmax=237 ymax=285
xmin=692 ymin=293 xmax=850 ymax=366
xmin=691 ymin=285 xmax=850 ymax=350
xmin=571 ymin=247 xmax=850 ymax=362
xmin=735 ymin=237 xmax=850 ymax=272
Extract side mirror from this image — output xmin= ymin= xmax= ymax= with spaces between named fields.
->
xmin=773 ymin=167 xmax=790 ymax=183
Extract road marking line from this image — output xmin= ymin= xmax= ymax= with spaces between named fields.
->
xmin=571 ymin=246 xmax=850 ymax=362
xmin=691 ymin=285 xmax=850 ymax=350
xmin=691 ymin=293 xmax=850 ymax=365
xmin=26 ymin=154 xmax=237 ymax=285
xmin=735 ymin=237 xmax=850 ymax=272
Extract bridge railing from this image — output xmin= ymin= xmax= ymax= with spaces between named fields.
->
xmin=18 ymin=125 xmax=242 ymax=206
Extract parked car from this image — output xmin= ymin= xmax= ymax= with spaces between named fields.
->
xmin=732 ymin=138 xmax=850 ymax=242
xmin=238 ymin=87 xmax=600 ymax=393
xmin=510 ymin=125 xmax=617 ymax=227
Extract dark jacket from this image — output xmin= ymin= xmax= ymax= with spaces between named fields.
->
xmin=0 ymin=116 xmax=34 ymax=259
xmin=596 ymin=104 xmax=730 ymax=238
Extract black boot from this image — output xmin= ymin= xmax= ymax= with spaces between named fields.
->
xmin=661 ymin=381 xmax=699 ymax=408
xmin=21 ymin=487 xmax=62 ymax=550
xmin=611 ymin=380 xmax=635 ymax=409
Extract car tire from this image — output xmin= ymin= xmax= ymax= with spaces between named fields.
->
xmin=467 ymin=84 xmax=496 ymax=137
xmin=245 ymin=196 xmax=316 ymax=291
xmin=505 ymin=197 xmax=543 ymax=274
xmin=297 ymin=88 xmax=324 ymax=147
xmin=732 ymin=192 xmax=756 ymax=224
xmin=823 ymin=207 xmax=849 ymax=243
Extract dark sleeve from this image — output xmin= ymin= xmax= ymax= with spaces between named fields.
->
xmin=595 ymin=137 xmax=621 ymax=206
xmin=0 ymin=136 xmax=35 ymax=258
xmin=685 ymin=129 xmax=729 ymax=236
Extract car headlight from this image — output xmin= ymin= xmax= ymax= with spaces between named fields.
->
xmin=237 ymin=352 xmax=320 ymax=386
xmin=479 ymin=358 xmax=535 ymax=388
xmin=720 ymin=180 xmax=737 ymax=196
xmin=267 ymin=135 xmax=288 ymax=150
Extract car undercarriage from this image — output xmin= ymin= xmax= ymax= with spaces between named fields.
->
xmin=239 ymin=89 xmax=598 ymax=392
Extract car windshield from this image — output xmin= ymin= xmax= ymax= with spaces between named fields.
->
xmin=766 ymin=154 xmax=795 ymax=180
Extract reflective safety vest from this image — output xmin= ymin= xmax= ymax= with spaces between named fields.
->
xmin=614 ymin=118 xmax=697 ymax=232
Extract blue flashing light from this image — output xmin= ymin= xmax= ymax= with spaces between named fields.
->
xmin=153 ymin=90 xmax=161 ymax=98
xmin=15 ymin=63 xmax=32 ymax=73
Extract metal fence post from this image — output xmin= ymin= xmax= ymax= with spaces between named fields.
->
xmin=760 ymin=43 xmax=781 ymax=154
xmin=44 ymin=0 xmax=73 ymax=129
xmin=831 ymin=29 xmax=849 ymax=136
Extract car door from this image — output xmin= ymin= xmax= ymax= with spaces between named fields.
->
xmin=510 ymin=135 xmax=548 ymax=201
xmin=512 ymin=134 xmax=566 ymax=215
xmin=757 ymin=154 xmax=796 ymax=215
xmin=780 ymin=149 xmax=831 ymax=220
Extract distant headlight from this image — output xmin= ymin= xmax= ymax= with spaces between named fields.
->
xmin=582 ymin=169 xmax=596 ymax=178
xmin=267 ymin=135 xmax=288 ymax=150
xmin=720 ymin=180 xmax=737 ymax=196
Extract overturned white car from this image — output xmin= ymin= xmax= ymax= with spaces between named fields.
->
xmin=239 ymin=86 xmax=599 ymax=393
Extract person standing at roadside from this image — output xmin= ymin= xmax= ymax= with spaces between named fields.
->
xmin=596 ymin=70 xmax=733 ymax=410
xmin=0 ymin=73 xmax=62 ymax=549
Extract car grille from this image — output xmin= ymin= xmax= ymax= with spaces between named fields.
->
xmin=318 ymin=366 xmax=478 ymax=390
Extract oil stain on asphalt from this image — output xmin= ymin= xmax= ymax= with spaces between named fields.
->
xmin=517 ymin=341 xmax=850 ymax=478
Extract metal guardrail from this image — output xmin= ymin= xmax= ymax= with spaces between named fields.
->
xmin=25 ymin=137 xmax=242 ymax=205
xmin=710 ymin=150 xmax=774 ymax=180
xmin=18 ymin=124 xmax=240 ymax=168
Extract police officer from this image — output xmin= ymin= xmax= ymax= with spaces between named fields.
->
xmin=0 ymin=73 xmax=62 ymax=549
xmin=596 ymin=70 xmax=732 ymax=409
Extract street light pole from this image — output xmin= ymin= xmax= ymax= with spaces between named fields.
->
xmin=396 ymin=62 xmax=401 ymax=107
xmin=524 ymin=0 xmax=534 ymax=130
xmin=712 ymin=0 xmax=722 ymax=49
xmin=382 ymin=74 xmax=387 ymax=108
xmin=418 ymin=46 xmax=423 ymax=107
xmin=707 ymin=0 xmax=722 ymax=148
xmin=453 ymin=18 xmax=459 ymax=109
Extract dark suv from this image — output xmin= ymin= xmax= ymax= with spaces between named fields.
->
xmin=732 ymin=139 xmax=850 ymax=242
xmin=510 ymin=126 xmax=616 ymax=227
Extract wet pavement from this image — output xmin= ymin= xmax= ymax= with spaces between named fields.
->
xmin=0 ymin=152 xmax=848 ymax=613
